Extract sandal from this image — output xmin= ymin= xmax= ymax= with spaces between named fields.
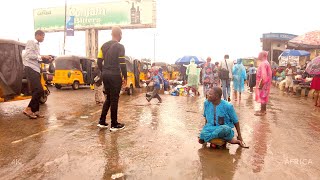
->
xmin=254 ymin=111 xmax=266 ymax=116
xmin=239 ymin=141 xmax=249 ymax=148
xmin=210 ymin=143 xmax=217 ymax=149
xmin=23 ymin=111 xmax=37 ymax=119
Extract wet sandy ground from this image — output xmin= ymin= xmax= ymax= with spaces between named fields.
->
xmin=0 ymin=85 xmax=320 ymax=180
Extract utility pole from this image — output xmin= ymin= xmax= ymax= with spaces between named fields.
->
xmin=63 ymin=0 xmax=67 ymax=55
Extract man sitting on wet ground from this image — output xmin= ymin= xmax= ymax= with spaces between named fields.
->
xmin=198 ymin=87 xmax=248 ymax=148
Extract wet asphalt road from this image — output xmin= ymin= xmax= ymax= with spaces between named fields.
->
xmin=0 ymin=85 xmax=320 ymax=180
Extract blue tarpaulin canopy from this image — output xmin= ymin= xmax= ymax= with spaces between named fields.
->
xmin=279 ymin=49 xmax=310 ymax=57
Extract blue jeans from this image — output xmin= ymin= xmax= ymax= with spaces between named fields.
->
xmin=221 ymin=79 xmax=231 ymax=100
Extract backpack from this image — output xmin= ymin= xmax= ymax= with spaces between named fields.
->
xmin=219 ymin=59 xmax=230 ymax=80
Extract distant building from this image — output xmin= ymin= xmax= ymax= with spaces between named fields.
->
xmin=260 ymin=33 xmax=297 ymax=64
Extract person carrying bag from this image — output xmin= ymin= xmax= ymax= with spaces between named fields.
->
xmin=219 ymin=59 xmax=230 ymax=80
xmin=219 ymin=55 xmax=232 ymax=101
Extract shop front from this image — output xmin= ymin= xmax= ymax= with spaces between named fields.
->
xmin=261 ymin=33 xmax=297 ymax=64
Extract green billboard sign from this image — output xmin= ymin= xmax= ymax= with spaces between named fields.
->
xmin=33 ymin=0 xmax=156 ymax=31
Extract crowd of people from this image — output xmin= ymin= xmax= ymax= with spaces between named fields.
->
xmin=22 ymin=27 xmax=318 ymax=152
xmin=271 ymin=60 xmax=320 ymax=107
xmin=198 ymin=51 xmax=272 ymax=149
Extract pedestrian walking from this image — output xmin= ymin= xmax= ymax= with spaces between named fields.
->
xmin=22 ymin=30 xmax=53 ymax=119
xmin=202 ymin=57 xmax=214 ymax=96
xmin=92 ymin=65 xmax=105 ymax=106
xmin=232 ymin=59 xmax=247 ymax=101
xmin=97 ymin=26 xmax=126 ymax=131
xmin=146 ymin=69 xmax=162 ymax=103
xmin=219 ymin=54 xmax=233 ymax=102
xmin=179 ymin=65 xmax=187 ymax=85
xmin=311 ymin=75 xmax=320 ymax=107
xmin=255 ymin=51 xmax=272 ymax=116
xmin=248 ymin=63 xmax=257 ymax=93
xmin=213 ymin=62 xmax=221 ymax=87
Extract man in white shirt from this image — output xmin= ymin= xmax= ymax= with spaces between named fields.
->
xmin=219 ymin=54 xmax=233 ymax=101
xmin=23 ymin=30 xmax=52 ymax=119
xmin=285 ymin=63 xmax=295 ymax=93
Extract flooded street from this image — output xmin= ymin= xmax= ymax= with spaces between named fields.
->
xmin=1 ymin=86 xmax=320 ymax=180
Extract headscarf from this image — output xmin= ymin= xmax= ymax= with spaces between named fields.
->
xmin=186 ymin=58 xmax=198 ymax=75
xmin=153 ymin=69 xmax=159 ymax=76
xmin=237 ymin=58 xmax=243 ymax=64
xmin=258 ymin=51 xmax=268 ymax=61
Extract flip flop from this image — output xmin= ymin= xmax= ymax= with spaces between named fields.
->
xmin=23 ymin=111 xmax=37 ymax=119
xmin=254 ymin=111 xmax=266 ymax=116
xmin=239 ymin=141 xmax=249 ymax=148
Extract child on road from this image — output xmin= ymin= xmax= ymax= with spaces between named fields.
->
xmin=146 ymin=69 xmax=163 ymax=103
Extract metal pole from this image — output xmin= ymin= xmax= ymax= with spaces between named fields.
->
xmin=153 ymin=33 xmax=155 ymax=63
xmin=63 ymin=0 xmax=67 ymax=55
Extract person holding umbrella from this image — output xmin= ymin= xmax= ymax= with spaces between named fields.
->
xmin=306 ymin=56 xmax=320 ymax=107
xmin=175 ymin=56 xmax=205 ymax=85
xmin=311 ymin=75 xmax=320 ymax=107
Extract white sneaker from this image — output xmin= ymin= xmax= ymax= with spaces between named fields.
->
xmin=97 ymin=124 xmax=108 ymax=128
xmin=110 ymin=123 xmax=125 ymax=132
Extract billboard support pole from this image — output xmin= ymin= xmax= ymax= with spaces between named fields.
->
xmin=63 ymin=0 xmax=67 ymax=55
xmin=153 ymin=33 xmax=156 ymax=63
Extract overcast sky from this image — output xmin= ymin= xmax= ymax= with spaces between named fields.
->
xmin=0 ymin=0 xmax=319 ymax=63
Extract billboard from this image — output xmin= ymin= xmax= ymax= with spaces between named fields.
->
xmin=33 ymin=0 xmax=156 ymax=31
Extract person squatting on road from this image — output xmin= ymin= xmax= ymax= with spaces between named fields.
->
xmin=146 ymin=69 xmax=163 ymax=103
xmin=22 ymin=30 xmax=53 ymax=119
xmin=198 ymin=87 xmax=247 ymax=148
xmin=232 ymin=58 xmax=247 ymax=101
xmin=97 ymin=26 xmax=126 ymax=131
xmin=255 ymin=51 xmax=272 ymax=116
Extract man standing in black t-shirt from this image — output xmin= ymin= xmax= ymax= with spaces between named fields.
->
xmin=97 ymin=26 xmax=127 ymax=131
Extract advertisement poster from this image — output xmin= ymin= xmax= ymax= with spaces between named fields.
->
xmin=279 ymin=56 xmax=299 ymax=66
xmin=66 ymin=16 xmax=74 ymax=36
xmin=34 ymin=0 xmax=156 ymax=31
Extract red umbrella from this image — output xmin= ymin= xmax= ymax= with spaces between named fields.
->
xmin=288 ymin=30 xmax=320 ymax=49
xmin=306 ymin=56 xmax=320 ymax=75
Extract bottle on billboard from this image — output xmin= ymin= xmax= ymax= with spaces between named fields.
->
xmin=131 ymin=3 xmax=136 ymax=24
xmin=136 ymin=6 xmax=140 ymax=24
